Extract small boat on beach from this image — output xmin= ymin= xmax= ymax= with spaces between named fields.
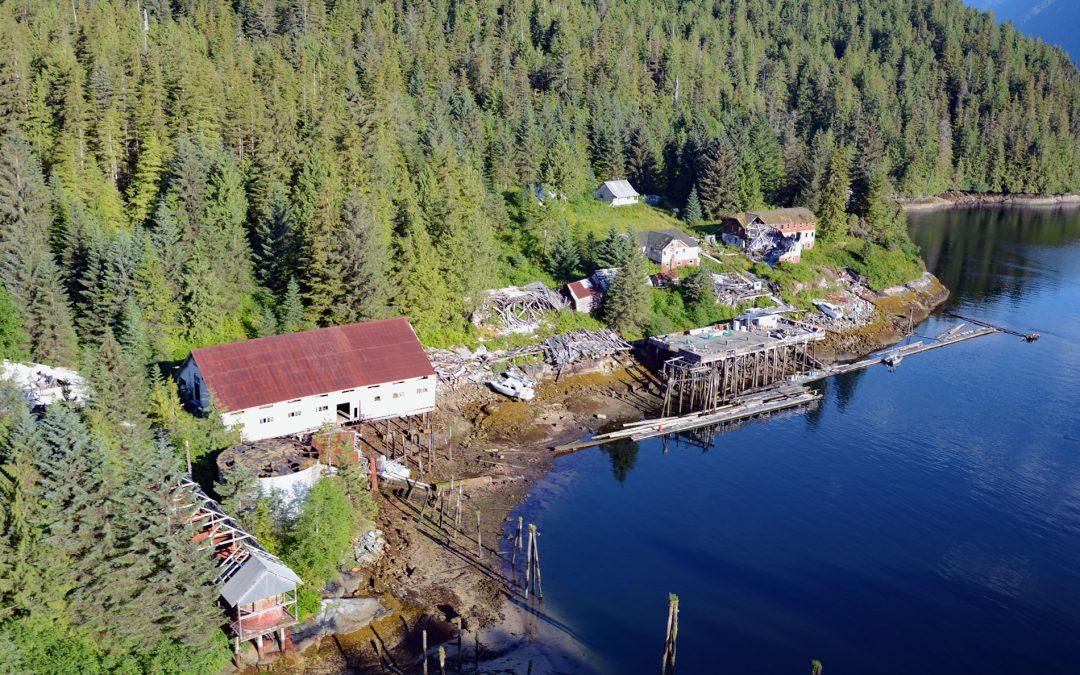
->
xmin=487 ymin=371 xmax=537 ymax=401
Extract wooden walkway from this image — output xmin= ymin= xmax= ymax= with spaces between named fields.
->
xmin=554 ymin=320 xmax=1016 ymax=455
xmin=554 ymin=384 xmax=821 ymax=453
xmin=797 ymin=325 xmax=998 ymax=384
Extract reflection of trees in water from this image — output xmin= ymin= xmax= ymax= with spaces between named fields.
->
xmin=806 ymin=380 xmax=827 ymax=430
xmin=834 ymin=369 xmax=866 ymax=413
xmin=600 ymin=437 xmax=640 ymax=484
xmin=909 ymin=206 xmax=1080 ymax=305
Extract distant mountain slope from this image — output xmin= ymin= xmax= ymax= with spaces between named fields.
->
xmin=969 ymin=0 xmax=1080 ymax=59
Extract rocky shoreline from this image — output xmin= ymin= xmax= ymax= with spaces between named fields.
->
xmin=898 ymin=190 xmax=1080 ymax=212
xmin=258 ymin=274 xmax=951 ymax=674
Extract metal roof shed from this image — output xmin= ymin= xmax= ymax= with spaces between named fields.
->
xmin=220 ymin=552 xmax=302 ymax=607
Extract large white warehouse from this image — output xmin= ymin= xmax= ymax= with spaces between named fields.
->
xmin=177 ymin=318 xmax=436 ymax=442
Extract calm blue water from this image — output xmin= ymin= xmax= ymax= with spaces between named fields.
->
xmin=507 ymin=207 xmax=1080 ymax=673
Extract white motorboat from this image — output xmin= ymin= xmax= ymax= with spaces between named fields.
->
xmin=488 ymin=371 xmax=537 ymax=401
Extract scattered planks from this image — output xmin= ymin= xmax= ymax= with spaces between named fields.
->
xmin=470 ymin=282 xmax=569 ymax=334
xmin=428 ymin=329 xmax=630 ymax=386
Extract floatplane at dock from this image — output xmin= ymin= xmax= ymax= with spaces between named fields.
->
xmin=554 ymin=316 xmax=1036 ymax=454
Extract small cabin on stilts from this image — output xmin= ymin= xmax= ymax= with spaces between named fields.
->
xmin=172 ymin=477 xmax=302 ymax=660
xmin=220 ymin=552 xmax=301 ymax=657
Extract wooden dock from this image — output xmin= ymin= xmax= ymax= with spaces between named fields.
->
xmin=554 ymin=384 xmax=821 ymax=454
xmin=798 ymin=325 xmax=999 ymax=384
xmin=554 ymin=319 xmax=1020 ymax=455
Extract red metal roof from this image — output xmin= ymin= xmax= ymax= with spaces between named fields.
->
xmin=566 ymin=279 xmax=600 ymax=300
xmin=190 ymin=318 xmax=434 ymax=412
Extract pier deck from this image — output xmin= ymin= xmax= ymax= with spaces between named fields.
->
xmin=556 ymin=321 xmax=1012 ymax=455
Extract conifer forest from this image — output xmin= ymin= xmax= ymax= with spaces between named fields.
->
xmin=0 ymin=0 xmax=1078 ymax=670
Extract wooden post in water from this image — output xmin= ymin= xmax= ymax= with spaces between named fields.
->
xmin=511 ymin=516 xmax=523 ymax=566
xmin=524 ymin=524 xmax=542 ymax=600
xmin=422 ymin=629 xmax=429 ymax=675
xmin=661 ymin=593 xmax=679 ymax=675
xmin=438 ymin=645 xmax=446 ymax=675
xmin=529 ymin=524 xmax=543 ymax=600
xmin=475 ymin=509 xmax=482 ymax=557
xmin=454 ymin=617 xmax=462 ymax=668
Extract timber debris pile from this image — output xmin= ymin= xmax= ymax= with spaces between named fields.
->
xmin=470 ymin=282 xmax=569 ymax=334
xmin=428 ymin=329 xmax=630 ymax=385
xmin=711 ymin=272 xmax=772 ymax=306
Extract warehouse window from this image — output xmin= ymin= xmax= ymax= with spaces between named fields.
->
xmin=259 ymin=417 xmax=273 ymax=424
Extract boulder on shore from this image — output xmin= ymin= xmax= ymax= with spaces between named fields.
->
xmin=292 ymin=597 xmax=390 ymax=653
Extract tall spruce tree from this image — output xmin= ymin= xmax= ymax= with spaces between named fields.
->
xmin=0 ymin=134 xmax=79 ymax=365
xmin=683 ymin=187 xmax=704 ymax=226
xmin=602 ymin=249 xmax=650 ymax=335
xmin=818 ymin=145 xmax=852 ymax=240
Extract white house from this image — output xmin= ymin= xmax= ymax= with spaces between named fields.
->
xmin=635 ymin=228 xmax=701 ymax=276
xmin=177 ymin=318 xmax=437 ymax=442
xmin=595 ymin=180 xmax=640 ymax=207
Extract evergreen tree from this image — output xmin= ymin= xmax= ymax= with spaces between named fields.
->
xmin=683 ymin=187 xmax=704 ymax=226
xmin=818 ymin=145 xmax=852 ymax=240
xmin=0 ymin=285 xmax=29 ymax=360
xmin=0 ymin=134 xmax=78 ymax=365
xmin=332 ymin=191 xmax=392 ymax=323
xmin=602 ymin=250 xmax=650 ymax=335
xmin=278 ymin=277 xmax=308 ymax=334
xmin=393 ymin=204 xmax=455 ymax=343
xmin=215 ymin=465 xmax=259 ymax=517
xmin=84 ymin=330 xmax=151 ymax=454
xmin=592 ymin=227 xmax=635 ymax=270
xmin=696 ymin=134 xmax=739 ymax=218
xmin=546 ymin=225 xmax=580 ymax=280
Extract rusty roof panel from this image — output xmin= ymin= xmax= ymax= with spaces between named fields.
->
xmin=190 ymin=318 xmax=434 ymax=412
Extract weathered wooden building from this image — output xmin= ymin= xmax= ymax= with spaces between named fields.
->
xmin=177 ymin=318 xmax=436 ymax=442
xmin=720 ymin=208 xmax=817 ymax=263
xmin=650 ymin=323 xmax=825 ymax=416
xmin=173 ymin=477 xmax=302 ymax=657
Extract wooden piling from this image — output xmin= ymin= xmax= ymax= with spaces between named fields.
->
xmin=661 ymin=593 xmax=679 ymax=675
xmin=422 ymin=629 xmax=429 ymax=675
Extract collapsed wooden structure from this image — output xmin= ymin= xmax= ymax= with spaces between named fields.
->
xmin=172 ymin=477 xmax=301 ymax=656
xmin=650 ymin=323 xmax=825 ymax=417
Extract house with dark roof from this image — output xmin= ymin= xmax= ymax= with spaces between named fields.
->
xmin=176 ymin=318 xmax=436 ymax=442
xmin=720 ymin=208 xmax=817 ymax=263
xmin=595 ymin=179 xmax=641 ymax=207
xmin=635 ymin=228 xmax=701 ymax=275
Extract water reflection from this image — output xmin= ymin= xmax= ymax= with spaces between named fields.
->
xmin=599 ymin=437 xmax=639 ymax=484
xmin=908 ymin=206 xmax=1080 ymax=306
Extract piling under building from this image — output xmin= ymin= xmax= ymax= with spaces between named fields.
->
xmin=649 ymin=322 xmax=826 ymax=417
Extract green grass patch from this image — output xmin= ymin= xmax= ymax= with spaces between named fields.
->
xmin=564 ymin=198 xmax=686 ymax=237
